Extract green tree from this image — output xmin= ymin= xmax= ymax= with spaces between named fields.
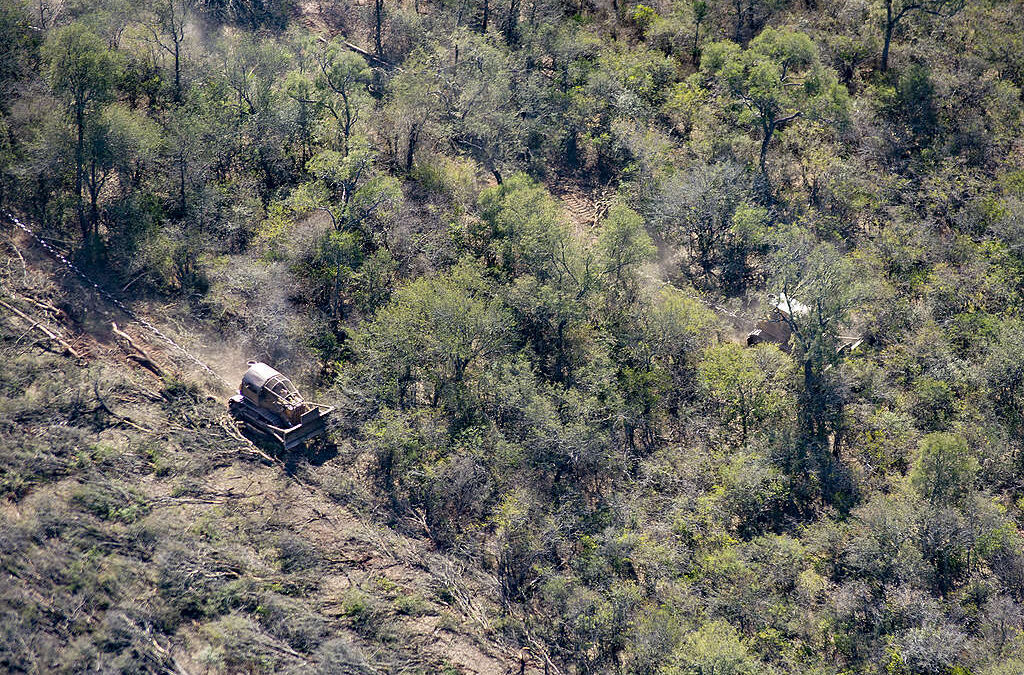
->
xmin=880 ymin=64 xmax=940 ymax=154
xmin=640 ymin=287 xmax=720 ymax=405
xmin=769 ymin=226 xmax=866 ymax=451
xmin=701 ymin=28 xmax=849 ymax=173
xmin=313 ymin=41 xmax=372 ymax=156
xmin=910 ymin=433 xmax=977 ymax=508
xmin=305 ymin=142 xmax=377 ymax=218
xmin=476 ymin=173 xmax=571 ymax=280
xmin=0 ymin=0 xmax=37 ymax=110
xmin=597 ymin=202 xmax=655 ymax=304
xmin=765 ymin=226 xmax=871 ymax=508
xmin=666 ymin=620 xmax=763 ymax=674
xmin=142 ymin=0 xmax=190 ymax=102
xmin=163 ymin=98 xmax=217 ymax=217
xmin=386 ymin=61 xmax=442 ymax=173
xmin=81 ymin=103 xmax=160 ymax=240
xmin=691 ymin=0 xmax=708 ymax=65
xmin=283 ymin=68 xmax=317 ymax=168
xmin=0 ymin=114 xmax=13 ymax=206
xmin=44 ymin=22 xmax=122 ymax=240
xmin=650 ymin=160 xmax=755 ymax=288
xmin=887 ymin=623 xmax=970 ymax=675
xmin=356 ymin=261 xmax=512 ymax=408
xmin=476 ymin=174 xmax=602 ymax=383
xmin=846 ymin=493 xmax=927 ymax=588
xmin=373 ymin=0 xmax=385 ymax=58
xmin=434 ymin=30 xmax=523 ymax=183
xmin=217 ymin=32 xmax=292 ymax=199
xmin=699 ymin=342 xmax=792 ymax=447
xmin=346 ymin=174 xmax=403 ymax=246
xmin=983 ymin=319 xmax=1024 ymax=435
xmin=879 ymin=0 xmax=964 ymax=72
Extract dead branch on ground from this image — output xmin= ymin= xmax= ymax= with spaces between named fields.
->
xmin=111 ymin=322 xmax=164 ymax=376
xmin=4 ymin=238 xmax=27 ymax=281
xmin=0 ymin=298 xmax=82 ymax=358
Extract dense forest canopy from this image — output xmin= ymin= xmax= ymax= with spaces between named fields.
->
xmin=2 ymin=0 xmax=1024 ymax=670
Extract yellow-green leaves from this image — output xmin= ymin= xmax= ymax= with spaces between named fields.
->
xmin=477 ymin=173 xmax=569 ymax=279
xmin=909 ymin=433 xmax=977 ymax=507
xmin=356 ymin=261 xmax=511 ymax=407
xmin=597 ymin=202 xmax=655 ymax=299
xmin=699 ymin=342 xmax=794 ymax=446
xmin=700 ymin=28 xmax=849 ymax=172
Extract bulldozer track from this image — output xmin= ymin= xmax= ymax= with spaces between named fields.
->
xmin=560 ymin=192 xmax=598 ymax=228
xmin=550 ymin=181 xmax=613 ymax=234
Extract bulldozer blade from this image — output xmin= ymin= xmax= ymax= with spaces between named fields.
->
xmin=282 ymin=416 xmax=329 ymax=451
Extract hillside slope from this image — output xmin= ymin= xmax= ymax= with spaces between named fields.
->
xmin=0 ymin=226 xmax=536 ymax=674
xmin=3 ymin=0 xmax=1024 ymax=670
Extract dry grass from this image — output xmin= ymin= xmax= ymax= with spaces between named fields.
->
xmin=0 ymin=225 xmax=543 ymax=674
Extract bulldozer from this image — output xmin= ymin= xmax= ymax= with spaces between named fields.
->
xmin=228 ymin=362 xmax=335 ymax=451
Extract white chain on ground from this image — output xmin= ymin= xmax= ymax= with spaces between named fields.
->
xmin=5 ymin=211 xmax=231 ymax=386
xmin=656 ymin=279 xmax=756 ymax=323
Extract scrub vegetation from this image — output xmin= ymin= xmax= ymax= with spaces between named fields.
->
xmin=1 ymin=0 xmax=1024 ymax=671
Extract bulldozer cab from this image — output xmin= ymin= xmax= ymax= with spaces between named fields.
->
xmin=240 ymin=362 xmax=301 ymax=406
xmin=261 ymin=374 xmax=301 ymax=406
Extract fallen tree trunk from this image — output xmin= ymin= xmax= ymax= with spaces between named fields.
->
xmin=0 ymin=298 xmax=82 ymax=359
xmin=111 ymin=322 xmax=164 ymax=376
